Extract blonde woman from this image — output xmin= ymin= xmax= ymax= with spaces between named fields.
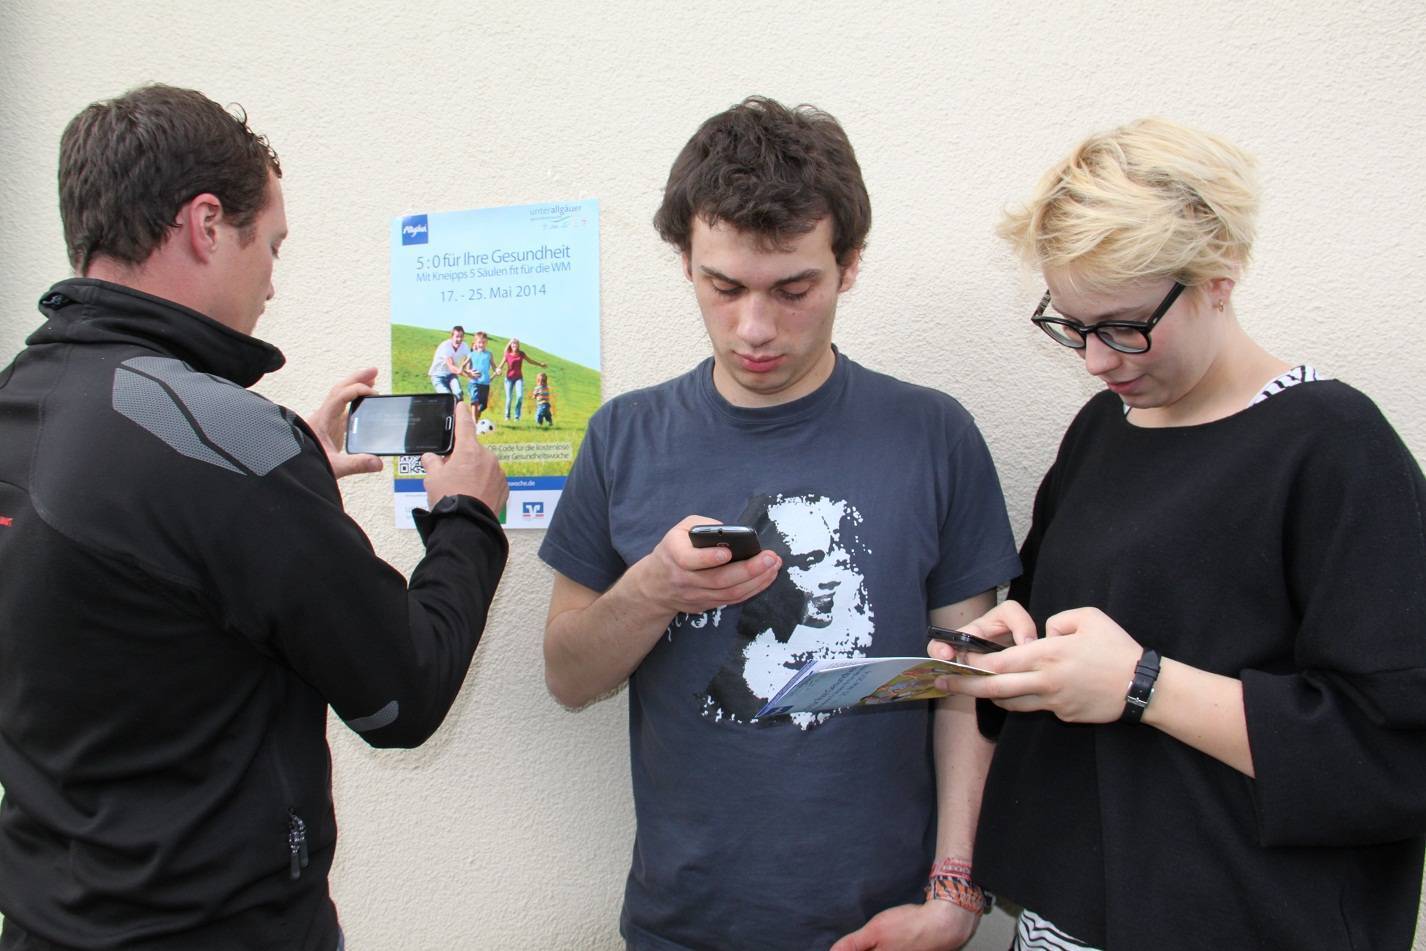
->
xmin=934 ymin=119 xmax=1426 ymax=950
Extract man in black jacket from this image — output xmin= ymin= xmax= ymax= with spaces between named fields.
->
xmin=0 ymin=84 xmax=509 ymax=950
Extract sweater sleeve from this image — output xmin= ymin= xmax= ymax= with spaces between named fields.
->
xmin=211 ymin=415 xmax=509 ymax=749
xmin=1243 ymin=397 xmax=1426 ymax=846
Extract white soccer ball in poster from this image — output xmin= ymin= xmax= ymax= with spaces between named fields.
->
xmin=477 ymin=418 xmax=496 ymax=435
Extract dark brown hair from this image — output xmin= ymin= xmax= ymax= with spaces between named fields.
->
xmin=653 ymin=96 xmax=870 ymax=266
xmin=59 ymin=84 xmax=282 ymax=272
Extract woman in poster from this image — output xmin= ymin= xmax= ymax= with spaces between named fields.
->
xmin=495 ymin=337 xmax=547 ymax=422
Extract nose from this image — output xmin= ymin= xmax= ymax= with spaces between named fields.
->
xmin=734 ymin=294 xmax=777 ymax=348
xmin=1081 ymin=334 xmax=1122 ymax=377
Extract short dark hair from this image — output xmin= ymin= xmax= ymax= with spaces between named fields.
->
xmin=653 ymin=96 xmax=870 ymax=267
xmin=451 ymin=326 xmax=466 ymax=334
xmin=59 ymin=84 xmax=282 ymax=272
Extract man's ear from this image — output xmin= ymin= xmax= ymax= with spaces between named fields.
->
xmin=177 ymin=193 xmax=224 ymax=263
xmin=681 ymin=251 xmax=693 ymax=283
xmin=837 ymin=249 xmax=862 ymax=293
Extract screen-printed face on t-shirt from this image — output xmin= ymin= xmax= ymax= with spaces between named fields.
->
xmin=701 ymin=492 xmax=875 ymax=729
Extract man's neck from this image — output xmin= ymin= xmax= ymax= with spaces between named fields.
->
xmin=83 ymin=254 xmax=209 ymax=317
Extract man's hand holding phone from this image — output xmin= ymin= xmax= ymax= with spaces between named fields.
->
xmin=306 ymin=368 xmax=385 ymax=480
xmin=422 ymin=409 xmax=509 ymax=515
xmin=629 ymin=517 xmax=781 ymax=617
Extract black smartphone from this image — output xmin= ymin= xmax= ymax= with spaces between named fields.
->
xmin=927 ymin=625 xmax=1006 ymax=653
xmin=689 ymin=525 xmax=762 ymax=561
xmin=345 ymin=394 xmax=456 ymax=456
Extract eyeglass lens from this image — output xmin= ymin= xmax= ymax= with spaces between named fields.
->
xmin=1039 ymin=318 xmax=1151 ymax=353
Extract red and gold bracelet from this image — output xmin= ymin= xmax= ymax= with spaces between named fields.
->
xmin=923 ymin=857 xmax=992 ymax=915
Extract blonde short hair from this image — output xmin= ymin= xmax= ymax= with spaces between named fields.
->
xmin=999 ymin=118 xmax=1259 ymax=290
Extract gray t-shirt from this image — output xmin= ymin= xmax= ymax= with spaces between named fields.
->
xmin=427 ymin=339 xmax=470 ymax=377
xmin=539 ymin=352 xmax=1020 ymax=951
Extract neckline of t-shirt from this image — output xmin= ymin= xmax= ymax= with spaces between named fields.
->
xmin=695 ymin=347 xmax=850 ymax=425
xmin=1118 ymin=363 xmax=1328 ymax=433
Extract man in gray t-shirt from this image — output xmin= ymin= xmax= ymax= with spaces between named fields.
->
xmin=539 ymin=97 xmax=1019 ymax=951
xmin=427 ymin=325 xmax=470 ymax=399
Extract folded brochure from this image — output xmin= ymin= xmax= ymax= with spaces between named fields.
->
xmin=755 ymin=655 xmax=992 ymax=718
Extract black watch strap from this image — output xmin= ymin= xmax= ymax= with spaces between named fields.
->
xmin=1120 ymin=648 xmax=1161 ymax=723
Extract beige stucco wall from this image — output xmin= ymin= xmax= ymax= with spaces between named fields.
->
xmin=1 ymin=1 xmax=1423 ymax=947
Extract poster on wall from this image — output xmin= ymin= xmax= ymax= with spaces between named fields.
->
xmin=388 ymin=200 xmax=600 ymax=529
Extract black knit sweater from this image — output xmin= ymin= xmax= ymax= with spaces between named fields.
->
xmin=976 ymin=384 xmax=1426 ymax=950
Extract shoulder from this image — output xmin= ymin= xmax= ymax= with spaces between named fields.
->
xmin=33 ymin=354 xmax=323 ymax=584
xmin=1235 ymin=380 xmax=1406 ymax=461
xmin=841 ymin=356 xmax=975 ymax=428
xmin=595 ymin=365 xmax=701 ymax=417
xmin=109 ymin=355 xmax=309 ymax=478
xmin=1265 ymin=380 xmax=1420 ymax=479
xmin=1263 ymin=379 xmax=1386 ymax=426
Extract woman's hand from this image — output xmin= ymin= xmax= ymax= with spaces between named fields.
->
xmin=933 ymin=605 xmax=1143 ymax=724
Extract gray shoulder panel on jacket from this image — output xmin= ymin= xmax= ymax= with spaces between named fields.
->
xmin=113 ymin=356 xmax=301 ymax=476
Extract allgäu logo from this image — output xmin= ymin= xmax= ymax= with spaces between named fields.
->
xmin=401 ymin=214 xmax=429 ymax=245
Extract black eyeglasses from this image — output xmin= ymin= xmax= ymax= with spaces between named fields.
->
xmin=1031 ymin=282 xmax=1186 ymax=354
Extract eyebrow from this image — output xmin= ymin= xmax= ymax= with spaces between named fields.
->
xmin=700 ymin=266 xmax=823 ymax=288
xmin=1052 ymin=299 xmax=1151 ymax=323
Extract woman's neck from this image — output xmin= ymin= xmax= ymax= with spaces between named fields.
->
xmin=1133 ymin=324 xmax=1290 ymax=428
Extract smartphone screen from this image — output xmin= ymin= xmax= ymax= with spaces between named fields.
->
xmin=689 ymin=524 xmax=762 ymax=561
xmin=345 ymin=394 xmax=455 ymax=456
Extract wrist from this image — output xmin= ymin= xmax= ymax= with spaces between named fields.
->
xmin=1120 ymin=647 xmax=1161 ymax=723
xmin=615 ymin=558 xmax=684 ymax=630
xmin=923 ymin=857 xmax=992 ymax=915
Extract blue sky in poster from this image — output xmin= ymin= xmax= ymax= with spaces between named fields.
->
xmin=390 ymin=200 xmax=600 ymax=370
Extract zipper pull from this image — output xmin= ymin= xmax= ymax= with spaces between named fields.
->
xmin=288 ymin=811 xmax=310 ymax=880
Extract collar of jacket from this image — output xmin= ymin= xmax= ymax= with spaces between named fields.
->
xmin=27 ymin=278 xmax=287 ymax=388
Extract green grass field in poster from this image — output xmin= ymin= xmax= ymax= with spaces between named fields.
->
xmin=391 ymin=324 xmax=600 ymax=477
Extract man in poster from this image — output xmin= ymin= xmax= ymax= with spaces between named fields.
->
xmin=539 ymin=97 xmax=1020 ymax=950
xmin=428 ymin=324 xmax=471 ymax=399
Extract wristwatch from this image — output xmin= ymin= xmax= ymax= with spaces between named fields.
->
xmin=1120 ymin=648 xmax=1161 ymax=723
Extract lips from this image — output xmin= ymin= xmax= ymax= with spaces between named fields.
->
xmin=1104 ymin=377 xmax=1141 ymax=395
xmin=737 ymin=353 xmax=784 ymax=374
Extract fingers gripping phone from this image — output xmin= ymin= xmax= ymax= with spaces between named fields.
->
xmin=688 ymin=525 xmax=762 ymax=561
xmin=344 ymin=394 xmax=456 ymax=456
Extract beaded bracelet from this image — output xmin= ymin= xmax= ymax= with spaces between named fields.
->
xmin=923 ymin=857 xmax=992 ymax=915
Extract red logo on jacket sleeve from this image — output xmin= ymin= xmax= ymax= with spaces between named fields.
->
xmin=0 ymin=516 xmax=12 ymax=527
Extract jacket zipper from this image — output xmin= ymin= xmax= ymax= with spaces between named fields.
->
xmin=266 ymin=738 xmax=308 ymax=881
xmin=287 ymin=810 xmax=310 ymax=880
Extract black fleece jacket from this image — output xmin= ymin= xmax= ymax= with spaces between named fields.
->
xmin=0 ymin=279 xmax=507 ymax=950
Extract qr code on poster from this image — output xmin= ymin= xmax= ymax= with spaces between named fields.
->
xmin=396 ymin=455 xmax=427 ymax=476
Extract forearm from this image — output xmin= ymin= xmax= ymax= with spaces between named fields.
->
xmin=1142 ymin=658 xmax=1254 ymax=777
xmin=543 ymin=564 xmax=676 ymax=708
xmin=933 ymin=695 xmax=994 ymax=859
xmin=928 ymin=591 xmax=997 ymax=861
